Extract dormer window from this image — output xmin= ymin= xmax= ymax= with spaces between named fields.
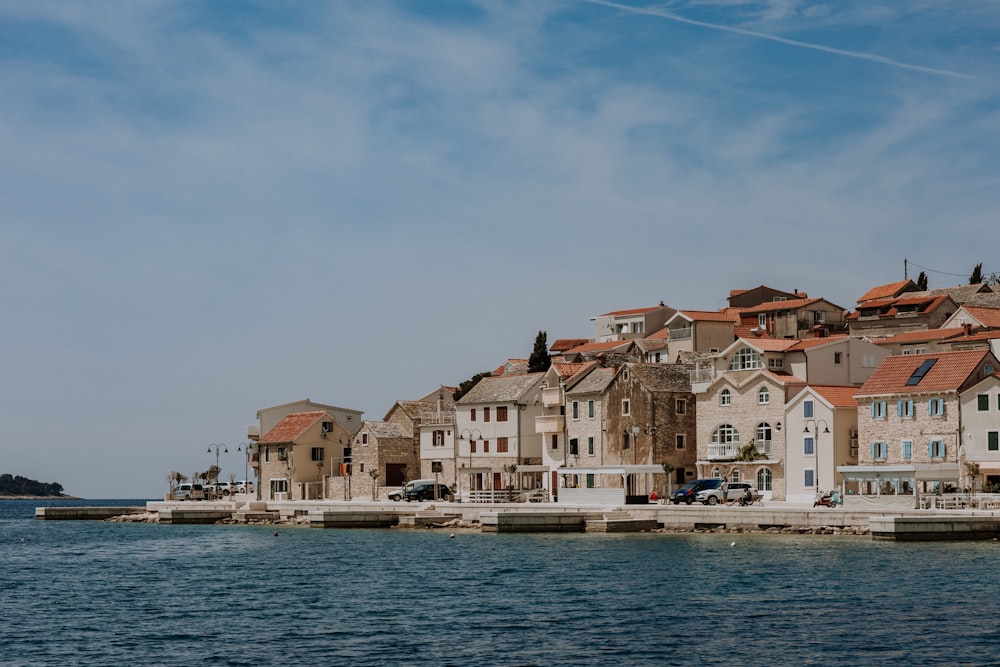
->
xmin=729 ymin=347 xmax=762 ymax=370
xmin=758 ymin=387 xmax=770 ymax=404
xmin=720 ymin=389 xmax=732 ymax=406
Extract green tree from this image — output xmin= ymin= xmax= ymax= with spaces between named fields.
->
xmin=453 ymin=371 xmax=491 ymax=401
xmin=915 ymin=271 xmax=928 ymax=290
xmin=970 ymin=263 xmax=983 ymax=284
xmin=527 ymin=330 xmax=551 ymax=373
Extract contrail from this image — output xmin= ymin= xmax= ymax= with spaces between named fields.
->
xmin=586 ymin=0 xmax=973 ymax=80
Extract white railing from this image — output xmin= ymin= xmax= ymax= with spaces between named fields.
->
xmin=755 ymin=440 xmax=771 ymax=456
xmin=707 ymin=443 xmax=738 ymax=460
xmin=669 ymin=327 xmax=692 ymax=341
xmin=690 ymin=368 xmax=715 ymax=384
xmin=535 ymin=414 xmax=565 ymax=433
xmin=542 ymin=386 xmax=564 ymax=408
xmin=419 ymin=408 xmax=456 ymax=425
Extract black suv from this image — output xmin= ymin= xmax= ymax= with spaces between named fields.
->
xmin=670 ymin=479 xmax=722 ymax=505
xmin=402 ymin=482 xmax=453 ymax=502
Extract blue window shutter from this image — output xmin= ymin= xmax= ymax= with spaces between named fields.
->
xmin=896 ymin=400 xmax=902 ymax=416
xmin=927 ymin=442 xmax=933 ymax=457
xmin=871 ymin=403 xmax=876 ymax=418
xmin=871 ymin=443 xmax=877 ymax=458
xmin=927 ymin=399 xmax=933 ymax=415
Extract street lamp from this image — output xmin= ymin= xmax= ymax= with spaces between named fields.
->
xmin=207 ymin=443 xmax=228 ymax=477
xmin=803 ymin=420 xmax=830 ymax=492
xmin=236 ymin=443 xmax=252 ymax=495
xmin=459 ymin=429 xmax=482 ymax=501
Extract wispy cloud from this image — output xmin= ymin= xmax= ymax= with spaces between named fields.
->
xmin=586 ymin=0 xmax=974 ymax=79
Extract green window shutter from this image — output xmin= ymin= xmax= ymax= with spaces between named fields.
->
xmin=989 ymin=432 xmax=999 ymax=451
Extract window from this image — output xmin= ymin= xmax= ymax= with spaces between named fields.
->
xmin=758 ymin=314 xmax=767 ymax=328
xmin=551 ymin=435 xmax=558 ymax=450
xmin=676 ymin=399 xmax=686 ymax=415
xmin=497 ymin=437 xmax=509 ymax=453
xmin=928 ymin=398 xmax=945 ymax=417
xmin=433 ymin=430 xmax=445 ymax=447
xmin=712 ymin=467 xmax=721 ymax=479
xmin=431 ymin=461 xmax=443 ymax=473
xmin=484 ymin=407 xmax=491 ymax=422
xmin=756 ymin=423 xmax=772 ymax=454
xmin=979 ymin=394 xmax=990 ymax=411
xmin=897 ymin=399 xmax=914 ymax=418
xmin=496 ymin=406 xmax=508 ymax=422
xmin=569 ymin=438 xmax=579 ymax=456
xmin=768 ymin=358 xmax=784 ymax=370
xmin=623 ymin=432 xmax=630 ymax=450
xmin=264 ymin=445 xmax=270 ymax=462
xmin=758 ymin=387 xmax=770 ymax=404
xmin=928 ymin=440 xmax=946 ymax=458
xmin=311 ymin=447 xmax=324 ymax=462
xmin=989 ymin=432 xmax=999 ymax=452
xmin=586 ymin=474 xmax=595 ymax=489
xmin=907 ymin=359 xmax=938 ymax=386
xmin=712 ymin=424 xmax=739 ymax=444
xmin=572 ymin=401 xmax=579 ymax=419
xmin=588 ymin=400 xmax=595 ymax=419
xmin=622 ymin=399 xmax=630 ymax=416
xmin=804 ymin=469 xmax=815 ymax=488
xmin=902 ymin=440 xmax=912 ymax=460
xmin=871 ymin=401 xmax=887 ymax=419
xmin=730 ymin=347 xmax=762 ymax=370
xmin=277 ymin=447 xmax=288 ymax=461
xmin=720 ymin=389 xmax=732 ymax=406
xmin=834 ymin=352 xmax=843 ymax=366
xmin=362 ymin=433 xmax=369 ymax=446
xmin=470 ymin=440 xmax=477 ymax=453
xmin=730 ymin=469 xmax=741 ymax=483
xmin=871 ymin=442 xmax=887 ymax=460
xmin=757 ymin=468 xmax=772 ymax=491
xmin=803 ymin=437 xmax=814 ymax=456
xmin=483 ymin=440 xmax=490 ymax=453
xmin=470 ymin=408 xmax=476 ymax=422
xmin=804 ymin=400 xmax=814 ymax=418
xmin=863 ymin=354 xmax=877 ymax=368
xmin=676 ymin=434 xmax=685 ymax=450
xmin=588 ymin=436 xmax=594 ymax=455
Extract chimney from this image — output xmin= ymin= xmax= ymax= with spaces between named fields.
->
xmin=964 ymin=322 xmax=973 ymax=336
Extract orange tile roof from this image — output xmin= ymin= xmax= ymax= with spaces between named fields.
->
xmin=809 ymin=385 xmax=859 ymax=408
xmin=856 ymin=349 xmax=992 ymax=395
xmin=550 ymin=338 xmax=590 ymax=353
xmin=679 ymin=309 xmax=741 ymax=322
xmin=260 ymin=411 xmax=325 ymax=443
xmin=964 ymin=306 xmax=1000 ymax=328
xmin=743 ymin=338 xmax=799 ymax=352
xmin=945 ymin=330 xmax=1000 ymax=343
xmin=787 ymin=335 xmax=848 ymax=351
xmin=738 ymin=297 xmax=824 ymax=314
xmin=566 ymin=340 xmax=633 ymax=353
xmin=857 ymin=280 xmax=915 ymax=304
xmin=598 ymin=306 xmax=660 ymax=317
xmin=874 ymin=327 xmax=966 ymax=345
xmin=552 ymin=361 xmax=597 ymax=382
xmin=647 ymin=327 xmax=669 ymax=340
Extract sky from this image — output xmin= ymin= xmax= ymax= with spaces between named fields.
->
xmin=2 ymin=1 xmax=998 ymax=498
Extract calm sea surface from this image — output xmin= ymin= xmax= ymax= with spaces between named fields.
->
xmin=2 ymin=499 xmax=998 ymax=667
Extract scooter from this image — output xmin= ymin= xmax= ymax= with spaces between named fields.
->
xmin=813 ymin=490 xmax=841 ymax=508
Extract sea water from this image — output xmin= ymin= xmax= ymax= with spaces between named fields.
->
xmin=1 ymin=499 xmax=998 ymax=666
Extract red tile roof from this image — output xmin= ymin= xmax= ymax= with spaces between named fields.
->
xmin=737 ymin=297 xmax=824 ymax=314
xmin=743 ymin=338 xmax=799 ymax=352
xmin=964 ymin=306 xmax=1000 ymax=328
xmin=787 ymin=335 xmax=848 ymax=351
xmin=598 ymin=306 xmax=660 ymax=317
xmin=809 ymin=385 xmax=859 ymax=408
xmin=857 ymin=280 xmax=915 ymax=304
xmin=565 ymin=340 xmax=633 ymax=354
xmin=551 ymin=361 xmax=597 ymax=382
xmin=874 ymin=327 xmax=966 ymax=345
xmin=260 ymin=411 xmax=325 ymax=443
xmin=678 ymin=310 xmax=741 ymax=322
xmin=550 ymin=338 xmax=590 ymax=353
xmin=646 ymin=327 xmax=669 ymax=340
xmin=856 ymin=349 xmax=992 ymax=395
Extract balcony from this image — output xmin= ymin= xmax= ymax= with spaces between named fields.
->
xmin=247 ymin=424 xmax=260 ymax=440
xmin=542 ymin=386 xmax=564 ymax=408
xmin=669 ymin=327 xmax=692 ymax=341
xmin=535 ymin=414 xmax=565 ymax=434
xmin=707 ymin=443 xmax=738 ymax=460
xmin=418 ymin=407 xmax=456 ymax=425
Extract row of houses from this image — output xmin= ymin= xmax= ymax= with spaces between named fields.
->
xmin=244 ymin=280 xmax=1000 ymax=507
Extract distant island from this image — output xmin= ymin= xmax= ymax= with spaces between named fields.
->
xmin=0 ymin=473 xmax=68 ymax=498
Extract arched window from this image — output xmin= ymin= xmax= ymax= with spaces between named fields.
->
xmin=712 ymin=424 xmax=739 ymax=444
xmin=758 ymin=387 xmax=770 ymax=404
xmin=711 ymin=467 xmax=721 ymax=479
xmin=757 ymin=467 xmax=772 ymax=491
xmin=755 ymin=423 xmax=772 ymax=455
xmin=730 ymin=469 xmax=741 ymax=483
xmin=729 ymin=347 xmax=762 ymax=370
xmin=720 ymin=388 xmax=732 ymax=406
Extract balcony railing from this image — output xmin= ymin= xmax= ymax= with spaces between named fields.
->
xmin=669 ymin=327 xmax=692 ymax=341
xmin=419 ymin=408 xmax=456 ymax=425
xmin=707 ymin=443 xmax=738 ymax=460
xmin=755 ymin=440 xmax=771 ymax=456
xmin=690 ymin=368 xmax=715 ymax=385
xmin=542 ymin=386 xmax=564 ymax=408
xmin=535 ymin=414 xmax=565 ymax=434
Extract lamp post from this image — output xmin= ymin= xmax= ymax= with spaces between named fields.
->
xmin=207 ymin=443 xmax=228 ymax=481
xmin=459 ymin=429 xmax=482 ymax=501
xmin=236 ymin=443 xmax=252 ymax=496
xmin=803 ymin=419 xmax=830 ymax=493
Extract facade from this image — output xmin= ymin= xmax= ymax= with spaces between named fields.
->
xmin=537 ymin=361 xmax=598 ymax=473
xmin=351 ymin=421 xmax=416 ymax=500
xmin=735 ymin=297 xmax=848 ymax=340
xmin=563 ymin=366 xmax=618 ymax=471
xmin=250 ymin=398 xmax=363 ymax=442
xmin=783 ymin=385 xmax=859 ymax=503
xmin=727 ymin=285 xmax=808 ymax=309
xmin=841 ymin=349 xmax=1000 ymax=502
xmin=847 ymin=293 xmax=959 ymax=338
xmin=662 ymin=310 xmax=738 ymax=358
xmin=782 ymin=335 xmax=888 ymax=386
xmin=591 ymin=304 xmax=676 ymax=342
xmin=455 ymin=373 xmax=546 ymax=500
xmin=959 ymin=373 xmax=1000 ymax=491
xmin=256 ymin=411 xmax=354 ymax=501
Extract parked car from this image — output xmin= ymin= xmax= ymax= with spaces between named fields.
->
xmin=171 ymin=483 xmax=205 ymax=501
xmin=388 ymin=479 xmax=436 ymax=502
xmin=670 ymin=479 xmax=722 ymax=505
xmin=234 ymin=480 xmax=255 ymax=494
xmin=403 ymin=481 xmax=454 ymax=502
xmin=697 ymin=481 xmax=757 ymax=505
xmin=214 ymin=481 xmax=234 ymax=496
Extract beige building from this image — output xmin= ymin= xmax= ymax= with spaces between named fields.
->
xmin=256 ymin=410 xmax=354 ymax=501
xmin=959 ymin=373 xmax=1000 ymax=491
xmin=783 ymin=385 xmax=859 ymax=503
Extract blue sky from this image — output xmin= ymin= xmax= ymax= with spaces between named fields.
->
xmin=2 ymin=1 xmax=998 ymax=498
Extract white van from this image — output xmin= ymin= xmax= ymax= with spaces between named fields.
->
xmin=171 ymin=483 xmax=205 ymax=501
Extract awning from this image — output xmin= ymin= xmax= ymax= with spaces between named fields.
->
xmin=836 ymin=463 xmax=960 ymax=482
xmin=555 ymin=465 xmax=665 ymax=476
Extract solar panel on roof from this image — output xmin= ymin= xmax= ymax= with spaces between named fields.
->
xmin=905 ymin=358 xmax=938 ymax=386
